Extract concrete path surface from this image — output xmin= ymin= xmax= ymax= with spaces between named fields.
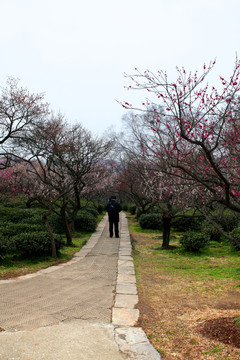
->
xmin=0 ymin=213 xmax=161 ymax=360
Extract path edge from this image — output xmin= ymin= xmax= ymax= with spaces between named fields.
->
xmin=112 ymin=212 xmax=161 ymax=360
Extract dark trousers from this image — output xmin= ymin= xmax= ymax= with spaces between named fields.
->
xmin=109 ymin=221 xmax=119 ymax=237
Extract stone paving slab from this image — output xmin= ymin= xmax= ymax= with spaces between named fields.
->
xmin=112 ymin=308 xmax=140 ymax=326
xmin=0 ymin=321 xmax=123 ymax=360
xmin=115 ymin=327 xmax=161 ymax=360
xmin=115 ymin=327 xmax=160 ymax=360
xmin=116 ymin=283 xmax=138 ymax=295
xmin=115 ymin=294 xmax=138 ymax=308
xmin=117 ymin=273 xmax=137 ymax=283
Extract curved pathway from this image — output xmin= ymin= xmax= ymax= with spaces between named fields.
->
xmin=0 ymin=213 xmax=161 ymax=360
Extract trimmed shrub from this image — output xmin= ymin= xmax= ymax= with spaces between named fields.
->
xmin=0 ymin=223 xmax=44 ymax=238
xmin=20 ymin=212 xmax=65 ymax=234
xmin=139 ymin=213 xmax=163 ymax=230
xmin=2 ymin=201 xmax=26 ymax=208
xmin=121 ymin=203 xmax=128 ymax=211
xmin=96 ymin=203 xmax=105 ymax=213
xmin=75 ymin=211 xmax=97 ymax=232
xmin=172 ymin=216 xmax=203 ymax=232
xmin=229 ymin=228 xmax=240 ymax=250
xmin=12 ymin=231 xmax=64 ymax=256
xmin=180 ymin=231 xmax=210 ymax=252
xmin=85 ymin=206 xmax=99 ymax=219
xmin=0 ymin=206 xmax=45 ymax=224
xmin=128 ymin=204 xmax=136 ymax=215
xmin=20 ymin=215 xmax=45 ymax=225
xmin=1 ymin=208 xmax=36 ymax=223
xmin=201 ymin=222 xmax=222 ymax=242
xmin=48 ymin=213 xmax=65 ymax=234
xmin=0 ymin=235 xmax=15 ymax=257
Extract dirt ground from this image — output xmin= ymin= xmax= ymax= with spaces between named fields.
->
xmin=131 ymin=232 xmax=240 ymax=360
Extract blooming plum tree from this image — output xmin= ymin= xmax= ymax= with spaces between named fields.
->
xmin=123 ymin=58 xmax=240 ymax=248
xmin=14 ymin=114 xmax=113 ymax=246
xmin=120 ymin=113 xmax=199 ymax=247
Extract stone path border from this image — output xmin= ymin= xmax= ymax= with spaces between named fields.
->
xmin=112 ymin=212 xmax=161 ymax=360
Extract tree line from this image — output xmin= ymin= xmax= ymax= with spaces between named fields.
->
xmin=0 ymin=78 xmax=116 ymax=257
xmin=1 ymin=58 xmax=240 ymax=255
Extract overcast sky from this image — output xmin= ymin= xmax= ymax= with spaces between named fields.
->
xmin=0 ymin=0 xmax=239 ymax=135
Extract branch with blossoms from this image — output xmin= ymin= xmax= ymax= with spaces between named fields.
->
xmin=122 ymin=58 xmax=240 ymax=215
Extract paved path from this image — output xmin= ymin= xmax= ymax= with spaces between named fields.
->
xmin=0 ymin=213 xmax=161 ymax=360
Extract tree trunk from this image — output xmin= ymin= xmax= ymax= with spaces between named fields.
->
xmin=161 ymin=216 xmax=172 ymax=249
xmin=60 ymin=207 xmax=73 ymax=246
xmin=43 ymin=213 xmax=57 ymax=259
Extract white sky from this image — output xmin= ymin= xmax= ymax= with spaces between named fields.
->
xmin=0 ymin=0 xmax=239 ymax=135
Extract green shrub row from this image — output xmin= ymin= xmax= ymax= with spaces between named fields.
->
xmin=0 ymin=203 xmax=100 ymax=258
xmin=138 ymin=213 xmax=163 ymax=230
xmin=75 ymin=211 xmax=97 ymax=232
xmin=136 ymin=210 xmax=240 ymax=252
xmin=0 ymin=232 xmax=64 ymax=257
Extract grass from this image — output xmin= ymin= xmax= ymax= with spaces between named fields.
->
xmin=130 ymin=216 xmax=240 ymax=283
xmin=127 ymin=213 xmax=240 ymax=360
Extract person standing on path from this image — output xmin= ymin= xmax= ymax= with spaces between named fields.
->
xmin=106 ymin=195 xmax=122 ymax=238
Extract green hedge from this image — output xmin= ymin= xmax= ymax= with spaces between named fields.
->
xmin=96 ymin=203 xmax=105 ymax=213
xmin=172 ymin=216 xmax=203 ymax=232
xmin=201 ymin=222 xmax=223 ymax=242
xmin=128 ymin=204 xmax=136 ymax=215
xmin=180 ymin=231 xmax=210 ymax=252
xmin=85 ymin=206 xmax=99 ymax=219
xmin=229 ymin=228 xmax=240 ymax=250
xmin=75 ymin=211 xmax=97 ymax=232
xmin=0 ymin=207 xmax=41 ymax=223
xmin=0 ymin=235 xmax=15 ymax=257
xmin=12 ymin=231 xmax=64 ymax=256
xmin=138 ymin=213 xmax=163 ymax=230
xmin=0 ymin=223 xmax=44 ymax=238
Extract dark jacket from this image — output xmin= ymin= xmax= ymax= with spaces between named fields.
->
xmin=106 ymin=200 xmax=122 ymax=222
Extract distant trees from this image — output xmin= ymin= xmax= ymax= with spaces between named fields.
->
xmin=11 ymin=114 xmax=113 ymax=247
xmin=0 ymin=78 xmax=114 ymax=257
xmin=0 ymin=77 xmax=49 ymax=168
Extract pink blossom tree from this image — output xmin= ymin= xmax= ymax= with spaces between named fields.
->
xmin=13 ymin=114 xmax=113 ymax=246
xmin=0 ymin=167 xmax=21 ymax=201
xmin=122 ymin=58 xmax=240 ymax=248
xmin=120 ymin=112 xmax=199 ymax=248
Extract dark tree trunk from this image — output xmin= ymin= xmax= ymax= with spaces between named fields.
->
xmin=43 ymin=213 xmax=57 ymax=259
xmin=161 ymin=216 xmax=172 ymax=249
xmin=60 ymin=207 xmax=73 ymax=246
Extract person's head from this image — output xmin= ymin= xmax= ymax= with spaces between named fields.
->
xmin=110 ymin=195 xmax=117 ymax=201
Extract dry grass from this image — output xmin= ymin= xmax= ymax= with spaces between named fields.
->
xmin=129 ymin=217 xmax=240 ymax=360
